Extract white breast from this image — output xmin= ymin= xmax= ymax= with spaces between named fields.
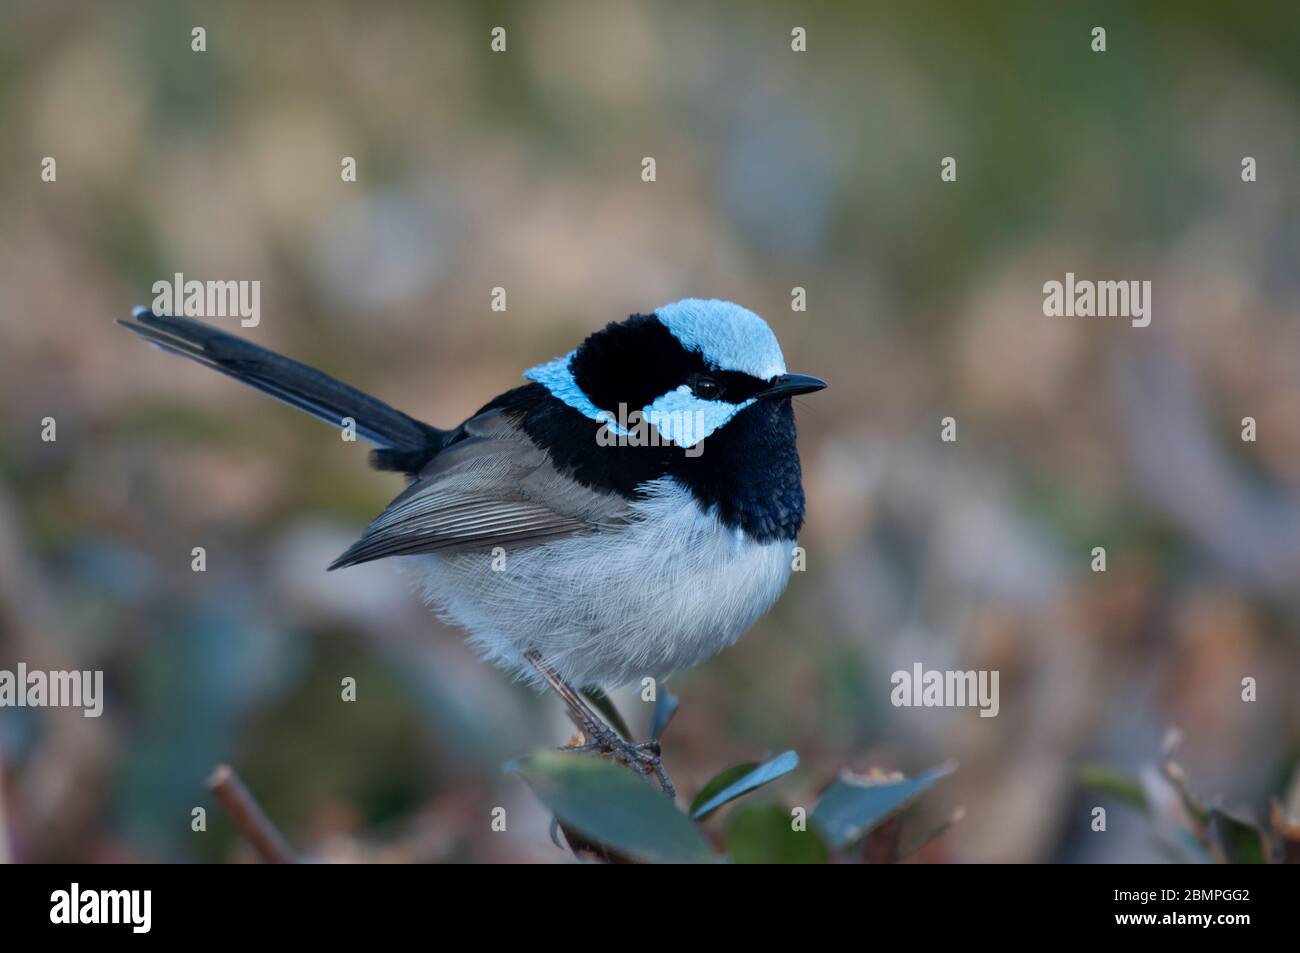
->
xmin=401 ymin=477 xmax=793 ymax=690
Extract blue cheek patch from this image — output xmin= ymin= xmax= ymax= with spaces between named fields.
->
xmin=524 ymin=356 xmax=751 ymax=448
xmin=643 ymin=386 xmax=753 ymax=449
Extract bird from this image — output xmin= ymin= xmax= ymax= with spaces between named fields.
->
xmin=119 ymin=298 xmax=825 ymax=796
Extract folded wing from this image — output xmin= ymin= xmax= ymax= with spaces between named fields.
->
xmin=328 ymin=408 xmax=628 ymax=568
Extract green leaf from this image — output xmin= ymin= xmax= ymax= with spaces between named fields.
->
xmin=725 ymin=803 xmax=829 ymax=864
xmin=691 ymin=763 xmax=758 ymax=818
xmin=1163 ymin=762 xmax=1209 ymax=828
xmin=812 ymin=762 xmax=955 ymax=851
xmin=581 ymin=687 xmax=632 ymax=741
xmin=1208 ymin=809 xmax=1267 ymax=864
xmin=511 ymin=751 xmax=716 ymax=864
xmin=690 ymin=750 xmax=800 ymax=820
xmin=1079 ymin=764 xmax=1148 ymax=810
xmin=650 ymin=686 xmax=679 ymax=741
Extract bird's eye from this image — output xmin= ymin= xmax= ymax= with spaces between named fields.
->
xmin=691 ymin=376 xmax=723 ymax=400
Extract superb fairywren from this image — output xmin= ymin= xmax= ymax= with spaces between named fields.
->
xmin=120 ymin=299 xmax=825 ymax=794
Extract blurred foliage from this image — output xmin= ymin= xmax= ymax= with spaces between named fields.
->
xmin=1 ymin=0 xmax=1298 ymax=862
xmin=1081 ymin=750 xmax=1299 ymax=864
xmin=514 ymin=744 xmax=950 ymax=864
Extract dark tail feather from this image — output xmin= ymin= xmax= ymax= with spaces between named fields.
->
xmin=119 ymin=308 xmax=447 ymax=474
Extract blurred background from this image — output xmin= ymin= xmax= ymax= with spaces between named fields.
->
xmin=1 ymin=0 xmax=1298 ymax=862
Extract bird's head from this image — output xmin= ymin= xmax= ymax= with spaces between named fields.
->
xmin=525 ymin=299 xmax=826 ymax=450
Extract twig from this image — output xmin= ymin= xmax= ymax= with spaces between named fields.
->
xmin=0 ymin=756 xmax=10 ymax=864
xmin=900 ymin=806 xmax=966 ymax=861
xmin=862 ymin=815 xmax=902 ymax=864
xmin=206 ymin=764 xmax=298 ymax=864
xmin=1270 ymin=800 xmax=1300 ymax=865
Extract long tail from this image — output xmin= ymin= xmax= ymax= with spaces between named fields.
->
xmin=118 ymin=308 xmax=447 ymax=474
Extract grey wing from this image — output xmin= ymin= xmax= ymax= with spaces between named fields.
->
xmin=328 ymin=408 xmax=629 ymax=569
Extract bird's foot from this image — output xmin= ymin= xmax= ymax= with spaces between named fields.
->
xmin=522 ymin=649 xmax=675 ymax=799
xmin=562 ymin=721 xmax=675 ymax=800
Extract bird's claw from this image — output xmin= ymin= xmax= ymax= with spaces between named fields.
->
xmin=560 ymin=719 xmax=675 ymax=799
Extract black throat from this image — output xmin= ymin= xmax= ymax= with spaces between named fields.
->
xmin=480 ymin=383 xmax=807 ymax=544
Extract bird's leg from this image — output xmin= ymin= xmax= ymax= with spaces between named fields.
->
xmin=524 ymin=649 xmax=675 ymax=799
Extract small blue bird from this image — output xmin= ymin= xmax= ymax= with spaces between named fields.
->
xmin=120 ymin=299 xmax=825 ymax=794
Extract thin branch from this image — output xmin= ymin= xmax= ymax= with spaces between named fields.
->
xmin=0 ymin=757 xmax=10 ymax=864
xmin=862 ymin=815 xmax=902 ymax=864
xmin=900 ymin=806 xmax=966 ymax=861
xmin=206 ymin=763 xmax=298 ymax=864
